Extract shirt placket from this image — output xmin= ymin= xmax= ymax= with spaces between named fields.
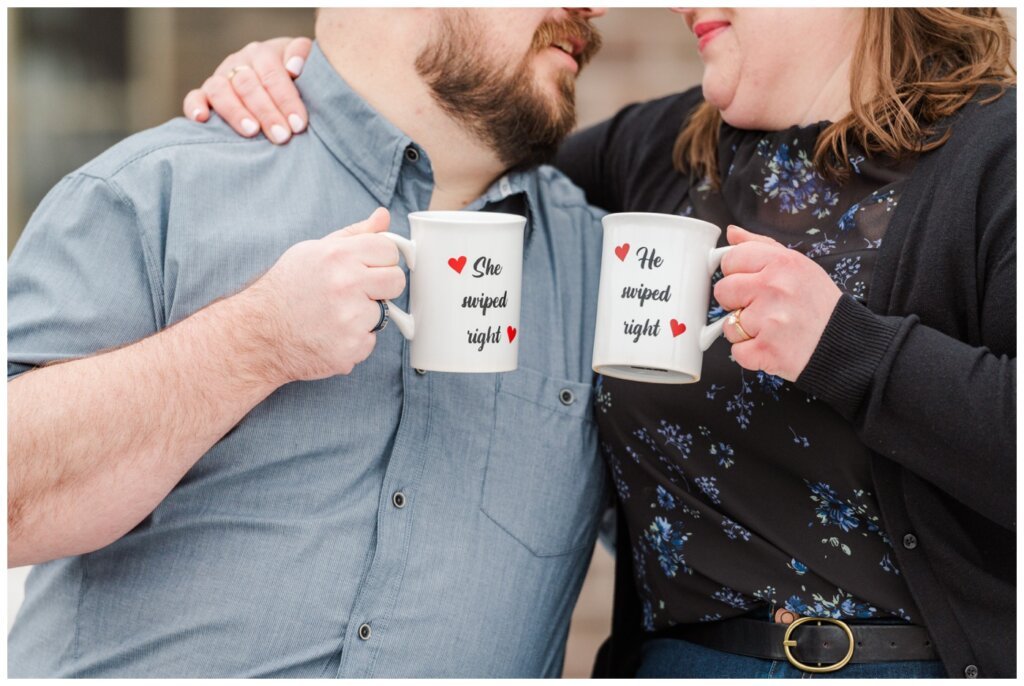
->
xmin=336 ymin=150 xmax=434 ymax=678
xmin=335 ymin=357 xmax=431 ymax=677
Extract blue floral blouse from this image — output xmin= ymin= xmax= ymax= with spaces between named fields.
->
xmin=597 ymin=121 xmax=921 ymax=630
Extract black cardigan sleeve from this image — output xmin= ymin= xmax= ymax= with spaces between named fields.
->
xmin=554 ymin=106 xmax=635 ymax=213
xmin=796 ymin=92 xmax=1017 ymax=529
xmin=555 ymin=87 xmax=705 ymax=214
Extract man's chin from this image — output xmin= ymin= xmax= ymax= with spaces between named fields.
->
xmin=540 ymin=76 xmax=577 ymax=121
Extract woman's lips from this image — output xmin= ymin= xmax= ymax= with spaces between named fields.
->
xmin=694 ymin=21 xmax=730 ymax=51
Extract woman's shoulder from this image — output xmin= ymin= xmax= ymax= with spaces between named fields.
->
xmin=902 ymin=86 xmax=1016 ymax=246
xmin=937 ymin=85 xmax=1016 ymax=151
xmin=905 ymin=85 xmax=1015 ymax=196
xmin=962 ymin=84 xmax=1015 ymax=119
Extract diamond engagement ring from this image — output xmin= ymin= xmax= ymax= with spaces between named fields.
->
xmin=727 ymin=308 xmax=753 ymax=341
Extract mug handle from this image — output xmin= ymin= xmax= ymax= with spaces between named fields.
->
xmin=380 ymin=232 xmax=417 ymax=340
xmin=698 ymin=246 xmax=734 ymax=351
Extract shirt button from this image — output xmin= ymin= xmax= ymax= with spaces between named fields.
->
xmin=902 ymin=533 xmax=918 ymax=550
xmin=358 ymin=623 xmax=372 ymax=640
xmin=415 ymin=368 xmax=427 ymax=376
xmin=964 ymin=664 xmax=979 ymax=678
xmin=404 ymin=145 xmax=420 ymax=162
xmin=392 ymin=491 xmax=406 ymax=509
xmin=558 ymin=388 xmax=575 ymax=406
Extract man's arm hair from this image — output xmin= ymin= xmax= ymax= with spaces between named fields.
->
xmin=7 ymin=289 xmax=286 ymax=567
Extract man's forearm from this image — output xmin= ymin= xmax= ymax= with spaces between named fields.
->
xmin=8 ymin=289 xmax=286 ymax=567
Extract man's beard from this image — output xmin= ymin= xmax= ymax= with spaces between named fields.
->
xmin=415 ymin=11 xmax=602 ymax=170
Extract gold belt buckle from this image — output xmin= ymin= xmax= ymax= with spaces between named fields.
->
xmin=782 ymin=616 xmax=855 ymax=673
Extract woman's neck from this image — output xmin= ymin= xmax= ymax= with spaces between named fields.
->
xmin=722 ymin=51 xmax=859 ymax=131
xmin=719 ymin=10 xmax=868 ymax=131
xmin=792 ymin=52 xmax=857 ymax=126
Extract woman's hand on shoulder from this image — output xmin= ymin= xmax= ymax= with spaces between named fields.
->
xmin=713 ymin=225 xmax=843 ymax=382
xmin=183 ymin=37 xmax=312 ymax=144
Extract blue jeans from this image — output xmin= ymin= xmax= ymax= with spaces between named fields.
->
xmin=637 ymin=637 xmax=947 ymax=678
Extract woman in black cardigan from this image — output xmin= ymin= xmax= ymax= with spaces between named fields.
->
xmin=193 ymin=8 xmax=1014 ymax=677
xmin=556 ymin=9 xmax=1016 ymax=678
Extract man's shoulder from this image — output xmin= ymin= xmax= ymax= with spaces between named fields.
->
xmin=74 ymin=115 xmax=267 ymax=183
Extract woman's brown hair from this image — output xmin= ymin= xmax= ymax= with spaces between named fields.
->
xmin=674 ymin=8 xmax=1016 ymax=187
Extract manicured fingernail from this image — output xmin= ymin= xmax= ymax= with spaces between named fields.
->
xmin=191 ymin=108 xmax=203 ymax=121
xmin=286 ymin=56 xmax=305 ymax=76
xmin=271 ymin=124 xmax=291 ymax=144
xmin=288 ymin=114 xmax=306 ymax=133
xmin=241 ymin=118 xmax=259 ymax=135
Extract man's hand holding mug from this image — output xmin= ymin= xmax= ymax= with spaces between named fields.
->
xmin=241 ymin=207 xmax=405 ymax=383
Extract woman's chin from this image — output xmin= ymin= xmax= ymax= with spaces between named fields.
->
xmin=705 ymin=88 xmax=763 ymax=130
xmin=700 ymin=75 xmax=735 ymax=116
xmin=717 ymin=106 xmax=757 ymax=129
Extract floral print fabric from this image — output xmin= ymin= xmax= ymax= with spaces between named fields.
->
xmin=601 ymin=121 xmax=920 ymax=630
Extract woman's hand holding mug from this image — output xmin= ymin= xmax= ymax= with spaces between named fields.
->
xmin=714 ymin=225 xmax=843 ymax=382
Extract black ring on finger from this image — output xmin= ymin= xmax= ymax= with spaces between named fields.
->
xmin=370 ymin=300 xmax=389 ymax=333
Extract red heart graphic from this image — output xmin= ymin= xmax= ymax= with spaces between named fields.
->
xmin=448 ymin=256 xmax=467 ymax=274
xmin=506 ymin=326 xmax=517 ymax=343
xmin=670 ymin=319 xmax=687 ymax=337
xmin=614 ymin=243 xmax=630 ymax=261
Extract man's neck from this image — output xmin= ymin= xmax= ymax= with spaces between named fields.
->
xmin=318 ymin=37 xmax=508 ymax=211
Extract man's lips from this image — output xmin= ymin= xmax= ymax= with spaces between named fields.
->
xmin=550 ymin=36 xmax=584 ymax=60
xmin=565 ymin=36 xmax=587 ymax=55
xmin=693 ymin=20 xmax=730 ymax=50
xmin=547 ymin=45 xmax=580 ymax=73
xmin=546 ymin=36 xmax=586 ymax=72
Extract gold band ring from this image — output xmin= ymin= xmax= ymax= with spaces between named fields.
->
xmin=226 ymin=65 xmax=253 ymax=82
xmin=727 ymin=308 xmax=753 ymax=341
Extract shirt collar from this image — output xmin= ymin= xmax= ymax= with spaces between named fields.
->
xmin=299 ymin=41 xmax=539 ymax=240
xmin=298 ymin=42 xmax=412 ymax=206
xmin=469 ymin=169 xmax=541 ymax=242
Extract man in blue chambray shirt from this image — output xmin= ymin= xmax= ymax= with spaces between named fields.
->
xmin=7 ymin=9 xmax=609 ymax=677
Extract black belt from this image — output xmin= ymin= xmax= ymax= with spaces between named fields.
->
xmin=667 ymin=616 xmax=938 ymax=673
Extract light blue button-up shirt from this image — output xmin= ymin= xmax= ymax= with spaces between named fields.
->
xmin=8 ymin=43 xmax=607 ymax=678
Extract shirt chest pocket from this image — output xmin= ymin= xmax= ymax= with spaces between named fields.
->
xmin=481 ymin=366 xmax=606 ymax=557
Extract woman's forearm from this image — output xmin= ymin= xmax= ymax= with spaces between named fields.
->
xmin=797 ymin=296 xmax=1016 ymax=528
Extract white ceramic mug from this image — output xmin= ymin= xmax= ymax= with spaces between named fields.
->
xmin=382 ymin=211 xmax=525 ymax=373
xmin=592 ymin=212 xmax=732 ymax=384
